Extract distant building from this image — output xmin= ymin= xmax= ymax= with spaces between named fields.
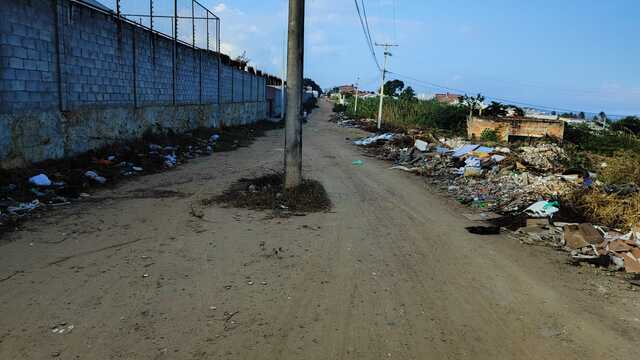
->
xmin=435 ymin=93 xmax=463 ymax=105
xmin=338 ymin=85 xmax=357 ymax=95
xmin=467 ymin=116 xmax=565 ymax=141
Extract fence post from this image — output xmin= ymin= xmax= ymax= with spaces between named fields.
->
xmin=172 ymin=1 xmax=177 ymax=105
xmin=132 ymin=27 xmax=138 ymax=108
xmin=53 ymin=0 xmax=67 ymax=111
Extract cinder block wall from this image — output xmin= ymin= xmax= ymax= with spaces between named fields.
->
xmin=0 ymin=0 xmax=280 ymax=168
xmin=467 ymin=116 xmax=565 ymax=141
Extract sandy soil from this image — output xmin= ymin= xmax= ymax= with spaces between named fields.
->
xmin=0 ymin=100 xmax=638 ymax=359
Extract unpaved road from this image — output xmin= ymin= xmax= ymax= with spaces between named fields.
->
xmin=1 ymin=100 xmax=639 ymax=359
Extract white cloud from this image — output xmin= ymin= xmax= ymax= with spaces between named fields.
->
xmin=213 ymin=3 xmax=226 ymax=13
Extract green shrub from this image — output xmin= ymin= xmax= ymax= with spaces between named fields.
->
xmin=565 ymin=124 xmax=640 ymax=155
xmin=480 ymin=128 xmax=499 ymax=142
xmin=345 ymin=97 xmax=467 ymax=134
xmin=332 ymin=103 xmax=347 ymax=113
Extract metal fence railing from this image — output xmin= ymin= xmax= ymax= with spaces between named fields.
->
xmin=73 ymin=0 xmax=221 ymax=53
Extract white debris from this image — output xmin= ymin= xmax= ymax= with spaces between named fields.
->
xmin=414 ymin=140 xmax=429 ymax=152
xmin=353 ymin=133 xmax=394 ymax=146
xmin=525 ymin=201 xmax=560 ymax=218
xmin=29 ymin=174 xmax=52 ymax=187
xmin=84 ymin=171 xmax=107 ymax=184
xmin=7 ymin=200 xmax=41 ymax=216
xmin=164 ymin=154 xmax=177 ymax=168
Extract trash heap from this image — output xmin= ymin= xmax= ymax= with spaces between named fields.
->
xmin=350 ymin=129 xmax=640 ymax=278
xmin=355 ymin=134 xmax=579 ymax=214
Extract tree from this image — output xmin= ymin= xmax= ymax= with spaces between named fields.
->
xmin=382 ymin=79 xmax=405 ymax=97
xmin=611 ymin=116 xmax=640 ymax=135
xmin=484 ymin=101 xmax=508 ymax=117
xmin=234 ymin=51 xmax=250 ymax=68
xmin=578 ymin=112 xmax=586 ymax=120
xmin=598 ymin=111 xmax=608 ymax=123
xmin=462 ymin=93 xmax=485 ymax=116
xmin=561 ymin=112 xmax=578 ymax=119
xmin=509 ymin=105 xmax=525 ymax=117
xmin=399 ymin=86 xmax=416 ymax=101
xmin=303 ymin=78 xmax=323 ymax=95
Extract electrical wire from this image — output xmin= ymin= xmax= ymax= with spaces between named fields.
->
xmin=354 ymin=0 xmax=381 ymax=71
xmin=388 ymin=71 xmax=629 ymax=117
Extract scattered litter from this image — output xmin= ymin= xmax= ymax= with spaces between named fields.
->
xmin=84 ymin=171 xmax=107 ymax=184
xmin=352 ymin=160 xmax=364 ymax=166
xmin=164 ymin=154 xmax=177 ymax=168
xmin=51 ymin=323 xmax=74 ymax=335
xmin=29 ymin=174 xmax=52 ymax=187
xmin=462 ymin=212 xmax=502 ymax=222
xmin=390 ymin=165 xmax=420 ymax=173
xmin=7 ymin=200 xmax=40 ymax=216
xmin=414 ymin=140 xmax=429 ymax=152
xmin=525 ymin=201 xmax=560 ymax=218
xmin=452 ymin=144 xmax=479 ymax=158
xmin=353 ymin=133 xmax=394 ymax=146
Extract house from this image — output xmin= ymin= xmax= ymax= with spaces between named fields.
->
xmin=338 ymin=85 xmax=357 ymax=95
xmin=467 ymin=116 xmax=565 ymax=141
xmin=435 ymin=93 xmax=463 ymax=105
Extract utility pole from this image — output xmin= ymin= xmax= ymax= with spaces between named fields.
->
xmin=280 ymin=30 xmax=286 ymax=120
xmin=375 ymin=43 xmax=398 ymax=130
xmin=354 ymin=76 xmax=360 ymax=114
xmin=284 ymin=0 xmax=305 ymax=189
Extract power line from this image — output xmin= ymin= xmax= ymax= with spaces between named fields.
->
xmin=392 ymin=0 xmax=398 ymax=42
xmin=388 ymin=71 xmax=630 ymax=117
xmin=354 ymin=0 xmax=381 ymax=71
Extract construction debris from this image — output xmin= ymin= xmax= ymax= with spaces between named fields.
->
xmin=337 ymin=111 xmax=640 ymax=277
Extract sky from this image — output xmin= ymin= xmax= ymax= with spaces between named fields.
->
xmin=101 ymin=0 xmax=639 ymax=116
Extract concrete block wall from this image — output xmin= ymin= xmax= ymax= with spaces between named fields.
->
xmin=0 ymin=0 xmax=281 ymax=168
xmin=136 ymin=31 xmax=174 ymax=105
xmin=64 ymin=4 xmax=134 ymax=107
xmin=0 ymin=0 xmax=59 ymax=112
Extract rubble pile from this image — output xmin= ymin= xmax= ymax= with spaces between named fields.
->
xmin=517 ymin=144 xmax=568 ymax=172
xmin=348 ymin=122 xmax=640 ymax=279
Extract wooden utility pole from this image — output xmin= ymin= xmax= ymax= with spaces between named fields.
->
xmin=284 ymin=0 xmax=305 ymax=189
xmin=375 ymin=43 xmax=398 ymax=130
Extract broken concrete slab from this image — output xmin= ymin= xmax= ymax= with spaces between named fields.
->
xmin=526 ymin=218 xmax=550 ymax=228
xmin=563 ymin=223 xmax=604 ymax=249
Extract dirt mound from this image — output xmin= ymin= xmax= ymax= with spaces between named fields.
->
xmin=205 ymin=173 xmax=332 ymax=214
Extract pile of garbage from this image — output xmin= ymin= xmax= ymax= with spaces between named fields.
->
xmin=350 ymin=129 xmax=640 ymax=278
xmin=355 ymin=133 xmax=580 ymax=214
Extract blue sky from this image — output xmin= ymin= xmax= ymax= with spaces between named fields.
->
xmin=101 ymin=0 xmax=639 ymax=115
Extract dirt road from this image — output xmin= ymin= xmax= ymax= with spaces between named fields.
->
xmin=1 ymin=100 xmax=638 ymax=359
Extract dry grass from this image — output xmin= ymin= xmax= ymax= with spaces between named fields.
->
xmin=565 ymin=189 xmax=640 ymax=231
xmin=599 ymin=150 xmax=640 ymax=186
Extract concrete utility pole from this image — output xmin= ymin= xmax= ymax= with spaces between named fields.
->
xmin=280 ymin=30 xmax=286 ymax=120
xmin=284 ymin=0 xmax=305 ymax=189
xmin=354 ymin=77 xmax=360 ymax=114
xmin=375 ymin=43 xmax=398 ymax=130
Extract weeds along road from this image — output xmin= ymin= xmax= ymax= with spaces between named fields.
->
xmin=0 ymin=99 xmax=638 ymax=359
